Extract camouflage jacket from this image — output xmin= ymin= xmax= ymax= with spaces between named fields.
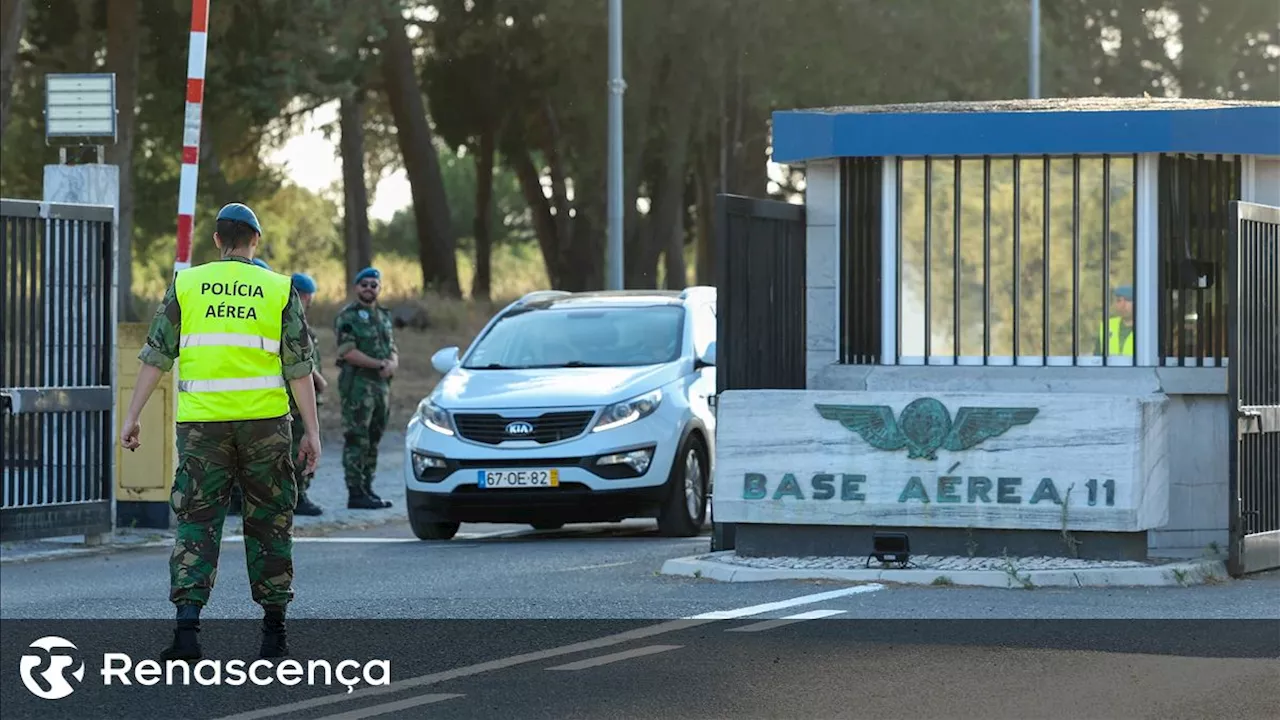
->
xmin=333 ymin=301 xmax=397 ymax=381
xmin=287 ymin=324 xmax=323 ymax=414
xmin=138 ymin=257 xmax=316 ymax=387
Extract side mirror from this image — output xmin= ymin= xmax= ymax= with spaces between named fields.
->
xmin=431 ymin=346 xmax=460 ymax=374
xmin=697 ymin=340 xmax=716 ymax=368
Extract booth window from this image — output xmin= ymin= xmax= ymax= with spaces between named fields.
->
xmin=839 ymin=157 xmax=883 ymax=364
xmin=1156 ymin=153 xmax=1242 ymax=367
xmin=893 ymin=154 xmax=1138 ymax=366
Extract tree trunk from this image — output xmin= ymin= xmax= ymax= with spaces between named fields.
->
xmin=472 ymin=128 xmax=495 ymax=300
xmin=106 ymin=0 xmax=138 ymax=320
xmin=340 ymin=89 xmax=373 ymax=285
xmin=507 ymin=144 xmax=561 ymax=288
xmin=378 ymin=3 xmax=461 ymax=298
xmin=649 ymin=50 xmax=697 ymax=289
xmin=694 ymin=147 xmax=717 ymax=285
xmin=0 ymin=0 xmax=28 ymax=141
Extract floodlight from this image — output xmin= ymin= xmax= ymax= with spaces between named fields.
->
xmin=44 ymin=73 xmax=117 ymax=141
xmin=865 ymin=532 xmax=911 ymax=568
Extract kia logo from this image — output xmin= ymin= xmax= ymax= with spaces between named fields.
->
xmin=505 ymin=421 xmax=534 ymax=436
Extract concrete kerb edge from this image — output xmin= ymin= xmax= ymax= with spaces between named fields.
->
xmin=0 ymin=513 xmax=406 ymax=565
xmin=659 ymin=551 xmax=1231 ymax=588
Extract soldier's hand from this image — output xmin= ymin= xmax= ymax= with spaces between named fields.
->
xmin=298 ymin=431 xmax=321 ymax=476
xmin=120 ymin=418 xmax=141 ymax=451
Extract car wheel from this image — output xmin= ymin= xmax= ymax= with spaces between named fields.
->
xmin=531 ymin=521 xmax=564 ymax=531
xmin=657 ymin=435 xmax=708 ymax=537
xmin=409 ymin=513 xmax=460 ymax=541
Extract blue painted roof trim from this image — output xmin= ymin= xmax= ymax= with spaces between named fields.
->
xmin=772 ymin=106 xmax=1280 ymax=162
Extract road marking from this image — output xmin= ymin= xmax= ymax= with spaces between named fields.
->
xmin=310 ymin=694 xmax=464 ymax=720
xmin=211 ymin=583 xmax=883 ymax=720
xmin=556 ymin=561 xmax=635 ymax=571
xmin=727 ymin=609 xmax=847 ymax=633
xmin=546 ymin=644 xmax=682 ymax=671
xmin=685 ymin=584 xmax=883 ymax=620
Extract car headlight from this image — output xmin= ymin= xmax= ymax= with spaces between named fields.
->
xmin=415 ymin=399 xmax=454 ymax=435
xmin=592 ymin=389 xmax=662 ymax=433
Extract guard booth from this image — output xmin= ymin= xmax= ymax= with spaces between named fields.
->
xmin=710 ymin=98 xmax=1280 ymax=576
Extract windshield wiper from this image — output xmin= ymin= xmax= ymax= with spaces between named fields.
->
xmin=528 ymin=361 xmax=613 ymax=368
xmin=469 ymin=363 xmax=526 ymax=370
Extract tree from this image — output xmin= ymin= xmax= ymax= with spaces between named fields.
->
xmin=0 ymin=0 xmax=29 ymax=140
xmin=378 ymin=0 xmax=462 ymax=298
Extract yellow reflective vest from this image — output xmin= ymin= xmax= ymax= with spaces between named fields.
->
xmin=1099 ymin=316 xmax=1135 ymax=356
xmin=174 ymin=259 xmax=293 ymax=422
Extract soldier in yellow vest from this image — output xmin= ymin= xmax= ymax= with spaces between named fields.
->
xmin=1096 ymin=284 xmax=1135 ymax=356
xmin=119 ymin=203 xmax=320 ymax=661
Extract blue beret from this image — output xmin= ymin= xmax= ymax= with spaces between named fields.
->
xmin=1114 ymin=285 xmax=1133 ymax=301
xmin=291 ymin=272 xmax=317 ymax=294
xmin=251 ymin=258 xmax=272 ymax=271
xmin=354 ymin=267 xmax=380 ymax=284
xmin=216 ymin=202 xmax=263 ymax=235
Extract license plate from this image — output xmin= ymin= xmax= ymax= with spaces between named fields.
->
xmin=477 ymin=469 xmax=560 ymax=489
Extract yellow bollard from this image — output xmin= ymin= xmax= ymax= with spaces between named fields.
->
xmin=114 ymin=323 xmax=175 ymax=529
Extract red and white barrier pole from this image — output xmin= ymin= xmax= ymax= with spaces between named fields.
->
xmin=174 ymin=0 xmax=209 ymax=273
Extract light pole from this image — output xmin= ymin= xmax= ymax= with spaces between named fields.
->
xmin=1029 ymin=0 xmax=1041 ymax=99
xmin=606 ymin=0 xmax=626 ymax=290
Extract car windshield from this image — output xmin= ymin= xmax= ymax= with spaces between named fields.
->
xmin=463 ymin=305 xmax=685 ymax=369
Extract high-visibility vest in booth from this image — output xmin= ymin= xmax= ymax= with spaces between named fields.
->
xmin=174 ymin=260 xmax=293 ymax=422
xmin=1099 ymin=316 xmax=1135 ymax=356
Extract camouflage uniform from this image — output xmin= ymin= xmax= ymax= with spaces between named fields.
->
xmin=287 ymin=323 xmax=322 ymax=499
xmin=334 ymin=301 xmax=397 ymax=501
xmin=139 ymin=256 xmax=315 ymax=609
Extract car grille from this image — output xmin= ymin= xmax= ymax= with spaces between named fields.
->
xmin=453 ymin=411 xmax=596 ymax=445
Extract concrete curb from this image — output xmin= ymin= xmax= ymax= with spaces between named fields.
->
xmin=660 ymin=551 xmax=1230 ymax=588
xmin=0 ymin=512 xmax=408 ymax=565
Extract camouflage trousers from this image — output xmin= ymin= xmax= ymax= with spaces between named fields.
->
xmin=169 ymin=416 xmax=297 ymax=608
xmin=289 ymin=412 xmax=313 ymax=496
xmin=340 ymin=373 xmax=390 ymax=493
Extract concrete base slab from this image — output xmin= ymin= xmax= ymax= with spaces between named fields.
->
xmin=661 ymin=551 xmax=1229 ymax=588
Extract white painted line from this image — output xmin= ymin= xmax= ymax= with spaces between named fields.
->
xmin=727 ymin=609 xmax=847 ymax=633
xmin=685 ymin=584 xmax=883 ymax=620
xmin=310 ymin=694 xmax=464 ymax=720
xmin=546 ymin=644 xmax=682 ymax=671
xmin=557 ymin=561 xmax=635 ymax=572
xmin=222 ymin=537 xmax=416 ymax=544
xmin=211 ymin=585 xmax=884 ymax=720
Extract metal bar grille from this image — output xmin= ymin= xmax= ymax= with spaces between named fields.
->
xmin=894 ymin=154 xmax=1138 ymax=366
xmin=1158 ymin=153 xmax=1242 ymax=366
xmin=839 ymin=158 xmax=883 ymax=364
xmin=1 ymin=200 xmax=114 ymax=543
xmin=1227 ymin=200 xmax=1280 ymax=577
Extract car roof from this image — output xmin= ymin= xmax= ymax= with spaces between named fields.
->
xmin=516 ymin=290 xmax=689 ymax=311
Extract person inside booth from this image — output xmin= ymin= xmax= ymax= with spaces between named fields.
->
xmin=1096 ymin=285 xmax=1135 ymax=357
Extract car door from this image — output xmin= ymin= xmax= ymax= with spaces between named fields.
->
xmin=688 ymin=299 xmax=717 ymax=443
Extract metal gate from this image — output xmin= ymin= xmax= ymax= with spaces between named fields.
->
xmin=1227 ymin=200 xmax=1280 ymax=576
xmin=711 ymin=194 xmax=807 ymax=550
xmin=1 ymin=199 xmax=116 ymax=543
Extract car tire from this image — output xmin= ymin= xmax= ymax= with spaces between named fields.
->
xmin=409 ymin=513 xmax=460 ymax=541
xmin=531 ymin=521 xmax=564 ymax=531
xmin=657 ymin=434 xmax=708 ymax=537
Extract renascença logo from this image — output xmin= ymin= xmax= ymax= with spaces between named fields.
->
xmin=19 ymin=636 xmax=86 ymax=700
xmin=17 ymin=636 xmax=391 ymax=699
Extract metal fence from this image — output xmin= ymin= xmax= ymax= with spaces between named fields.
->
xmin=1227 ymin=200 xmax=1280 ymax=577
xmin=711 ymin=193 xmax=806 ymax=552
xmin=1 ymin=199 xmax=116 ymax=543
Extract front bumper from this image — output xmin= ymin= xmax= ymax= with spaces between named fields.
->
xmin=407 ymin=483 xmax=668 ymax=524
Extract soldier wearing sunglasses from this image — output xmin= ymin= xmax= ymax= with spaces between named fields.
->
xmin=334 ymin=267 xmax=398 ymax=509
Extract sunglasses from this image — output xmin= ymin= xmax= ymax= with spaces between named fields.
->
xmin=358 ymin=281 xmax=380 ymax=289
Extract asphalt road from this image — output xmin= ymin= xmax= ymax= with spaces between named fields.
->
xmin=3 ymin=521 xmax=1279 ymax=719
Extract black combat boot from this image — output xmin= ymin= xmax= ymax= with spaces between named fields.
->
xmin=260 ymin=606 xmax=288 ymax=658
xmin=161 ymin=604 xmax=202 ymax=661
xmin=347 ymin=488 xmax=385 ymax=509
xmin=362 ymin=481 xmax=392 ymax=508
xmin=295 ymin=493 xmax=323 ymax=516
